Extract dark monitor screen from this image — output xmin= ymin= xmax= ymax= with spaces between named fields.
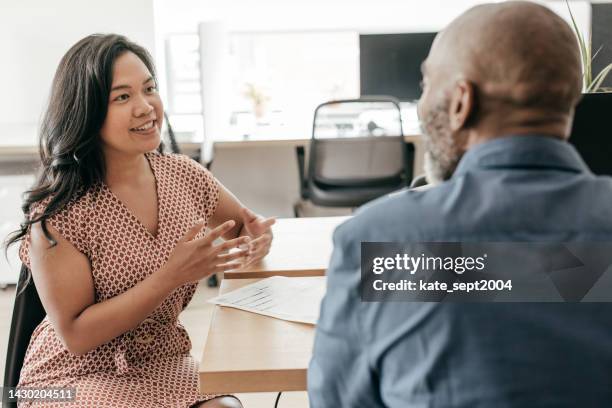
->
xmin=360 ymin=33 xmax=436 ymax=102
xmin=569 ymin=93 xmax=612 ymax=176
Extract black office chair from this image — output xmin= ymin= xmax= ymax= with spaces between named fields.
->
xmin=295 ymin=97 xmax=414 ymax=215
xmin=409 ymin=174 xmax=428 ymax=189
xmin=3 ymin=264 xmax=46 ymax=407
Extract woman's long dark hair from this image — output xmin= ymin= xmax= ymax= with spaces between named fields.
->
xmin=4 ymin=34 xmax=164 ymax=288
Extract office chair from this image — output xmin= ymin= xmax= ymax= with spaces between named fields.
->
xmin=3 ymin=264 xmax=46 ymax=407
xmin=409 ymin=174 xmax=428 ymax=189
xmin=295 ymin=97 xmax=414 ymax=216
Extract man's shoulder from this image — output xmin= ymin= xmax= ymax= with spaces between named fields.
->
xmin=335 ymin=184 xmax=452 ymax=243
xmin=335 ymin=171 xmax=612 ymax=244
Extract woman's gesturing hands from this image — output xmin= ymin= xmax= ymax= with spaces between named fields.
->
xmin=161 ymin=207 xmax=275 ymax=288
xmin=162 ymin=219 xmax=250 ymax=288
xmin=239 ymin=207 xmax=275 ymax=267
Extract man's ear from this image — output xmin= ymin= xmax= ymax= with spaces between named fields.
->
xmin=448 ymin=79 xmax=475 ymax=131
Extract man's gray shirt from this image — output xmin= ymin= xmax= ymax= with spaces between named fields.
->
xmin=308 ymin=135 xmax=612 ymax=407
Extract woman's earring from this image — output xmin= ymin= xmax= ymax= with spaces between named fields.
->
xmin=73 ymin=152 xmax=80 ymax=164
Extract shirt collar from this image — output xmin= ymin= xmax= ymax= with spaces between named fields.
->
xmin=452 ymin=134 xmax=591 ymax=178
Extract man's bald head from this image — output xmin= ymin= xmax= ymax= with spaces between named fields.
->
xmin=418 ymin=1 xmax=583 ymax=184
xmin=429 ymin=1 xmax=582 ymax=114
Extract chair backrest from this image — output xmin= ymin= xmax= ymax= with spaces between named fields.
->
xmin=409 ymin=174 xmax=429 ymax=189
xmin=3 ymin=265 xmax=46 ymax=407
xmin=306 ymin=97 xmax=412 ymax=206
xmin=163 ymin=111 xmax=182 ymax=155
xmin=310 ymin=136 xmax=405 ymax=188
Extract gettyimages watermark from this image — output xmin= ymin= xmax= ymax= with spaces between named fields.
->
xmin=361 ymin=242 xmax=612 ymax=302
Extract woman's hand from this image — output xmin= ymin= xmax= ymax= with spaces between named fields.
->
xmin=161 ymin=219 xmax=250 ymax=288
xmin=239 ymin=207 xmax=275 ymax=266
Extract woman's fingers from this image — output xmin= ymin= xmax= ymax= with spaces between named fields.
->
xmin=241 ymin=207 xmax=258 ymax=223
xmin=248 ymin=216 xmax=276 ymax=235
xmin=242 ymin=236 xmax=272 ymax=265
xmin=216 ymin=248 xmax=248 ymax=262
xmin=241 ymin=208 xmax=276 ymax=236
xmin=248 ymin=234 xmax=272 ymax=252
xmin=194 ymin=220 xmax=235 ymax=246
xmin=257 ymin=217 xmax=276 ymax=230
xmin=214 ymin=236 xmax=250 ymax=253
xmin=178 ymin=218 xmax=206 ymax=243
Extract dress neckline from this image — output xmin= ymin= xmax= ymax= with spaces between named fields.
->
xmin=101 ymin=152 xmax=162 ymax=240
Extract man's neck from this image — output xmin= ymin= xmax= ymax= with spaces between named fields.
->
xmin=464 ymin=114 xmax=572 ymax=149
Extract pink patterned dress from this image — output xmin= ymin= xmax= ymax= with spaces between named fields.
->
xmin=18 ymin=152 xmax=226 ymax=407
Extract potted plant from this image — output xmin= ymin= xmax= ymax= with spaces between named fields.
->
xmin=566 ymin=1 xmax=612 ymax=176
xmin=567 ymin=1 xmax=612 ymax=92
xmin=243 ymin=83 xmax=270 ymax=119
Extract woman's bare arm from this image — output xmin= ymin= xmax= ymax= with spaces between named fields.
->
xmin=208 ymin=183 xmax=248 ymax=240
xmin=28 ymin=219 xmax=245 ymax=356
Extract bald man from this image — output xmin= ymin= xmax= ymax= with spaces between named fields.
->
xmin=309 ymin=2 xmax=612 ymax=407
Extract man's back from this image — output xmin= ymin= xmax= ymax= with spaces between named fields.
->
xmin=309 ymin=136 xmax=612 ymax=407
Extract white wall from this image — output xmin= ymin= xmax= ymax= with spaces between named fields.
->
xmin=154 ymin=0 xmax=592 ymax=33
xmin=152 ymin=0 xmax=495 ymax=98
xmin=0 ymin=0 xmax=592 ymax=147
xmin=155 ymin=0 xmax=487 ymax=33
xmin=0 ymin=0 xmax=156 ymax=146
xmin=153 ymin=0 xmax=591 ymax=60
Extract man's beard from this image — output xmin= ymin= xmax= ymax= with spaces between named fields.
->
xmin=419 ymin=99 xmax=463 ymax=185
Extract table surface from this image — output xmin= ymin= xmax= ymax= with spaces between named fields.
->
xmin=198 ymin=278 xmax=324 ymax=394
xmin=224 ymin=216 xmax=349 ymax=279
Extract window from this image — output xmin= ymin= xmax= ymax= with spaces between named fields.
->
xmin=164 ymin=30 xmax=360 ymax=142
xmin=225 ymin=31 xmax=360 ymax=140
xmin=164 ymin=33 xmax=204 ymax=142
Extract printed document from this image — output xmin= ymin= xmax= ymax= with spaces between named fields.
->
xmin=208 ymin=276 xmax=326 ymax=325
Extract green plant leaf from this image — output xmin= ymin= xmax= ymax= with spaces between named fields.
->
xmin=592 ymin=44 xmax=604 ymax=62
xmin=588 ymin=63 xmax=612 ymax=92
xmin=567 ymin=0 xmax=590 ymax=89
xmin=587 ymin=32 xmax=593 ymax=86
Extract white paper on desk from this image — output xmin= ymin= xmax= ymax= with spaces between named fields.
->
xmin=208 ymin=276 xmax=326 ymax=325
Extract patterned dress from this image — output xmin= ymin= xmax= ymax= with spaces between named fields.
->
xmin=18 ymin=152 xmax=227 ymax=407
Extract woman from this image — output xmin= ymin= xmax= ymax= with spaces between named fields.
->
xmin=5 ymin=34 xmax=275 ymax=407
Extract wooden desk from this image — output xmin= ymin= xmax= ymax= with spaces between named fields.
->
xmin=199 ymin=278 xmax=323 ymax=394
xmin=224 ymin=216 xmax=348 ymax=279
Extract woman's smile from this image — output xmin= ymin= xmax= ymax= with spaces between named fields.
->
xmin=130 ymin=119 xmax=158 ymax=136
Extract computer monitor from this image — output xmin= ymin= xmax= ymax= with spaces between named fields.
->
xmin=569 ymin=93 xmax=612 ymax=176
xmin=359 ymin=33 xmax=437 ymax=102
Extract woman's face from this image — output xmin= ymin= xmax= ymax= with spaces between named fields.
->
xmin=99 ymin=51 xmax=163 ymax=156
